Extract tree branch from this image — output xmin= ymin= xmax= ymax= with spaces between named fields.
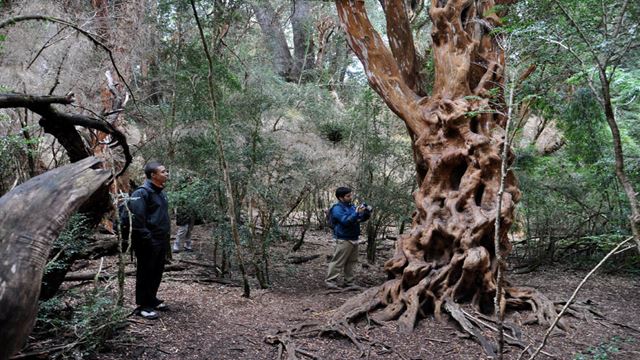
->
xmin=335 ymin=0 xmax=424 ymax=135
xmin=0 ymin=94 xmax=74 ymax=107
xmin=0 ymin=93 xmax=131 ymax=176
xmin=0 ymin=15 xmax=138 ymax=112
xmin=26 ymin=25 xmax=69 ymax=70
xmin=385 ymin=0 xmax=423 ymax=94
xmin=538 ymin=35 xmax=604 ymax=105
xmin=526 ymin=236 xmax=634 ymax=360
xmin=612 ymin=0 xmax=631 ymax=39
xmin=608 ymin=25 xmax=639 ymax=72
xmin=551 ymin=1 xmax=603 ymax=69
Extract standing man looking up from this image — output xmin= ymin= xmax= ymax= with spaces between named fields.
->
xmin=325 ymin=187 xmax=371 ymax=289
xmin=130 ymin=160 xmax=170 ymax=319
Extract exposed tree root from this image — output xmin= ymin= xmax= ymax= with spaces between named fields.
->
xmin=266 ymin=280 xmax=595 ymax=359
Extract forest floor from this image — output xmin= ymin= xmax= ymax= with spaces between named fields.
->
xmin=72 ymin=226 xmax=640 ymax=360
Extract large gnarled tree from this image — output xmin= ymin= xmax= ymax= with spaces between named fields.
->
xmin=325 ymin=0 xmax=562 ymax=354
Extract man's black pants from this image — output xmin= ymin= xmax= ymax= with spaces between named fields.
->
xmin=134 ymin=240 xmax=167 ymax=308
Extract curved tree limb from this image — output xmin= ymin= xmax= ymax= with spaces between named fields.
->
xmin=0 ymin=93 xmax=132 ymax=176
xmin=0 ymin=157 xmax=112 ymax=360
xmin=0 ymin=15 xmax=139 ymax=113
xmin=384 ymin=0 xmax=423 ymax=94
xmin=335 ymin=0 xmax=424 ymax=135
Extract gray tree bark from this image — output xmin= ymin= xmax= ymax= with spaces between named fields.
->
xmin=0 ymin=157 xmax=111 ymax=360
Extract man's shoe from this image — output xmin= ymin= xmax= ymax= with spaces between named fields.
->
xmin=184 ymin=247 xmax=193 ymax=252
xmin=137 ymin=308 xmax=158 ymax=320
xmin=325 ymin=282 xmax=340 ymax=289
xmin=172 ymin=248 xmax=180 ymax=253
xmin=155 ymin=303 xmax=169 ymax=311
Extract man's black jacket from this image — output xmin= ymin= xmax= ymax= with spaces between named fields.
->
xmin=129 ymin=179 xmax=170 ymax=246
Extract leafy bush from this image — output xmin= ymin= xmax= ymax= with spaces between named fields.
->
xmin=35 ymin=287 xmax=128 ymax=359
xmin=44 ymin=214 xmax=90 ymax=277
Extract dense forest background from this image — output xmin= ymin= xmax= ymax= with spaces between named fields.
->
xmin=0 ymin=0 xmax=639 ymax=359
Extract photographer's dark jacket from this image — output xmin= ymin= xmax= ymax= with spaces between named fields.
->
xmin=331 ymin=201 xmax=370 ymax=241
xmin=129 ymin=180 xmax=170 ymax=246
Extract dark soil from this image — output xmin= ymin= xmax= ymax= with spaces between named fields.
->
xmin=75 ymin=227 xmax=640 ymax=359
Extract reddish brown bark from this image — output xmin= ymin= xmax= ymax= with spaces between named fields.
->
xmin=384 ymin=0 xmax=423 ymax=95
xmin=333 ymin=0 xmax=557 ymax=349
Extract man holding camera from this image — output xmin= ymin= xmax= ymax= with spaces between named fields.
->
xmin=325 ymin=187 xmax=371 ymax=289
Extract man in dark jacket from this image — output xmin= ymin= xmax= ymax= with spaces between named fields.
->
xmin=130 ymin=161 xmax=170 ymax=319
xmin=325 ymin=187 xmax=370 ymax=289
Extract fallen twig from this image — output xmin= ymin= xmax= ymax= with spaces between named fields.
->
xmin=525 ymin=236 xmax=633 ymax=360
xmin=179 ymin=259 xmax=221 ymax=272
xmin=324 ymin=286 xmax=363 ymax=295
xmin=288 ymin=254 xmax=320 ymax=264
xmin=425 ymin=337 xmax=449 ymax=343
xmin=294 ymin=348 xmax=319 ymax=359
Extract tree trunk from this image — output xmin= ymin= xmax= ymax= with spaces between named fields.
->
xmin=598 ymin=68 xmax=640 ymax=252
xmin=332 ymin=1 xmax=558 ymax=345
xmin=0 ymin=93 xmax=132 ymax=299
xmin=191 ymin=0 xmax=251 ymax=297
xmin=0 ymin=157 xmax=111 ymax=360
xmin=251 ymin=1 xmax=294 ymax=80
xmin=291 ymin=0 xmax=316 ymax=79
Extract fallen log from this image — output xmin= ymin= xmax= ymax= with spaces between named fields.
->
xmin=64 ymin=263 xmax=187 ymax=281
xmin=288 ymin=254 xmax=320 ymax=264
xmin=0 ymin=157 xmax=111 ymax=360
xmin=179 ymin=259 xmax=220 ymax=271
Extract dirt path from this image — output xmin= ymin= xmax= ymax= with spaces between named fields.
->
xmin=95 ymin=230 xmax=640 ymax=359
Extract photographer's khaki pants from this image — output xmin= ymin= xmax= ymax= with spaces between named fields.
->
xmin=326 ymin=240 xmax=358 ymax=285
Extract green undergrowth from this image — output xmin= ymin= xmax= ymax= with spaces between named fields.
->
xmin=574 ymin=336 xmax=636 ymax=360
xmin=32 ymin=286 xmax=128 ymax=359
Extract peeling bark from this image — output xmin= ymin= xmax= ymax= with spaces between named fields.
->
xmin=384 ymin=0 xmax=423 ymax=94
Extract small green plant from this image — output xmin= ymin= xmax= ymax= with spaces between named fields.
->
xmin=318 ymin=121 xmax=348 ymax=143
xmin=574 ymin=336 xmax=625 ymax=360
xmin=44 ymin=214 xmax=90 ymax=277
xmin=35 ymin=287 xmax=128 ymax=358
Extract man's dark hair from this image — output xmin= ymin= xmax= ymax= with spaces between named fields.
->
xmin=335 ymin=187 xmax=352 ymax=199
xmin=144 ymin=161 xmax=163 ymax=179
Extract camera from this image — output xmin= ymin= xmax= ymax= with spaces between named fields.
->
xmin=359 ymin=203 xmax=373 ymax=212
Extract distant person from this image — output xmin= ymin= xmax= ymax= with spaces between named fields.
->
xmin=129 ymin=160 xmax=170 ymax=319
xmin=173 ymin=206 xmax=195 ymax=253
xmin=325 ymin=187 xmax=371 ymax=289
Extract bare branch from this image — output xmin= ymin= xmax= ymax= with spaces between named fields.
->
xmin=0 ymin=93 xmax=131 ymax=176
xmin=0 ymin=15 xmax=138 ymax=112
xmin=26 ymin=25 xmax=69 ymax=69
xmin=551 ymin=0 xmax=603 ymax=69
xmin=0 ymin=93 xmax=74 ymax=107
xmin=538 ymin=35 xmax=604 ymax=105
xmin=601 ymin=0 xmax=608 ymax=39
xmin=612 ymin=0 xmax=631 ymax=39
xmin=527 ymin=236 xmax=634 ymax=360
